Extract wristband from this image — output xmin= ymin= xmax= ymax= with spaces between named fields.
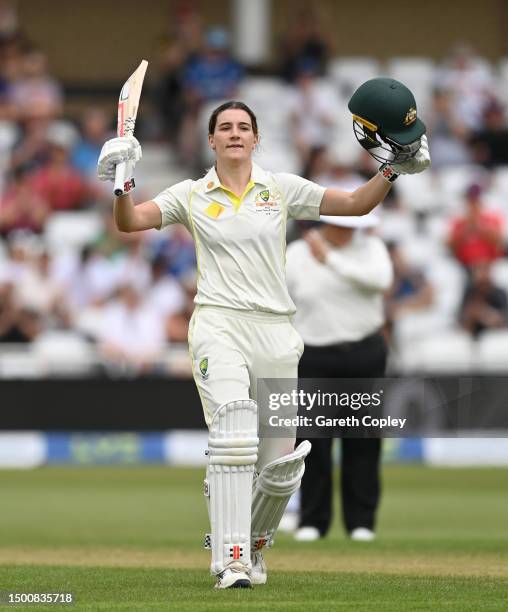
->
xmin=378 ymin=163 xmax=399 ymax=183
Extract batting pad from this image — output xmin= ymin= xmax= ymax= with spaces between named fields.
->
xmin=251 ymin=440 xmax=312 ymax=551
xmin=205 ymin=398 xmax=259 ymax=575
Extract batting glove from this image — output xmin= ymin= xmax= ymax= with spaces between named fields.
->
xmin=97 ymin=136 xmax=142 ymax=182
xmin=378 ymin=135 xmax=431 ymax=182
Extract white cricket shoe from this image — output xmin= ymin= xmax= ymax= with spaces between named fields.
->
xmin=250 ymin=551 xmax=267 ymax=585
xmin=350 ymin=527 xmax=376 ymax=542
xmin=214 ymin=563 xmax=252 ymax=589
xmin=294 ymin=526 xmax=320 ymax=542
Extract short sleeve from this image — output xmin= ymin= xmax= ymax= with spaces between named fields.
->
xmin=275 ymin=173 xmax=326 ymax=220
xmin=152 ymin=179 xmax=193 ymax=230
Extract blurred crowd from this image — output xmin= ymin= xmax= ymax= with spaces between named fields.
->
xmin=2 ymin=3 xmax=508 ymax=375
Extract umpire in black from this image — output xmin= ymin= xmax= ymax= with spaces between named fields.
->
xmin=286 ymin=210 xmax=393 ymax=541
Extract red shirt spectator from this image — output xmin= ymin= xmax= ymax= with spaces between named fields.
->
xmin=0 ymin=167 xmax=49 ymax=236
xmin=449 ymin=184 xmax=503 ymax=268
xmin=30 ymin=143 xmax=88 ymax=211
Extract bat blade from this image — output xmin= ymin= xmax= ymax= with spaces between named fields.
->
xmin=114 ymin=59 xmax=148 ymax=196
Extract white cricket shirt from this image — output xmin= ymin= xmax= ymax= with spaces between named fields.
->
xmin=286 ymin=233 xmax=393 ymax=345
xmin=153 ymin=163 xmax=325 ymax=315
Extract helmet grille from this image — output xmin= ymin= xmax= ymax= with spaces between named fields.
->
xmin=352 ymin=120 xmax=421 ymax=164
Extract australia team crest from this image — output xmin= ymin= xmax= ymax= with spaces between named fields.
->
xmin=199 ymin=357 xmax=209 ymax=380
xmin=255 ymin=188 xmax=281 ymax=216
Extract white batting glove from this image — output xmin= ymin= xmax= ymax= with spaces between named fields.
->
xmin=97 ymin=136 xmax=142 ymax=182
xmin=391 ymin=135 xmax=431 ymax=175
xmin=378 ymin=135 xmax=431 ymax=183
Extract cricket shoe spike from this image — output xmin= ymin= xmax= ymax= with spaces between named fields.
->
xmin=250 ymin=551 xmax=267 ymax=585
xmin=214 ymin=563 xmax=252 ymax=589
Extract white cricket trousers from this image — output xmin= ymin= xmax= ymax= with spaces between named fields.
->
xmin=188 ymin=305 xmax=304 ymax=471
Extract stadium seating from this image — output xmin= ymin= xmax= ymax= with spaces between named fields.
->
xmin=0 ymin=346 xmax=41 ymax=378
xmin=328 ymin=57 xmax=381 ymax=99
xmin=31 ymin=331 xmax=96 ymax=376
xmin=44 ymin=211 xmax=103 ymax=254
xmin=403 ymin=330 xmax=476 ymax=374
xmin=474 ymin=330 xmax=508 ymax=372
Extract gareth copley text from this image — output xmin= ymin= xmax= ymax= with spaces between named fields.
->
xmin=268 ymin=414 xmax=407 ymax=429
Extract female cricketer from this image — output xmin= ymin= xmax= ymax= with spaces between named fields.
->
xmin=98 ymin=79 xmax=430 ymax=589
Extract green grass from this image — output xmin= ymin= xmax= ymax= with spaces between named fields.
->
xmin=0 ymin=466 xmax=507 ymax=611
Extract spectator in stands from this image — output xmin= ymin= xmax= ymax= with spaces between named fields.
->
xmin=72 ymin=107 xmax=113 ymax=178
xmin=0 ymin=30 xmax=22 ymax=120
xmin=0 ymin=165 xmax=49 ymax=236
xmin=279 ymin=5 xmax=333 ymax=83
xmin=427 ymin=88 xmax=472 ymax=167
xmin=0 ymin=235 xmax=38 ymax=341
xmin=8 ymin=47 xmax=62 ymax=122
xmin=434 ymin=42 xmax=495 ymax=131
xmin=98 ymin=283 xmax=166 ymax=375
xmin=289 ymin=60 xmax=336 ymax=167
xmin=13 ymin=248 xmax=70 ymax=330
xmin=166 ymin=271 xmax=197 ymax=342
xmin=303 ymin=147 xmax=365 ymax=193
xmin=111 ymin=235 xmax=152 ymax=294
xmin=10 ymin=116 xmax=51 ymax=173
xmin=62 ymin=243 xmax=119 ymax=312
xmin=72 ymin=108 xmax=115 ymax=206
xmin=152 ymin=224 xmax=196 ymax=280
xmin=385 ymin=242 xmax=433 ymax=330
xmin=183 ymin=27 xmax=243 ymax=103
xmin=0 ymin=1 xmax=19 ymax=43
xmin=0 ymin=230 xmax=31 ymax=282
xmin=0 ymin=281 xmax=42 ymax=342
xmin=145 ymin=254 xmax=186 ymax=339
xmin=460 ymin=262 xmax=508 ymax=337
xmin=30 ymin=125 xmax=89 ymax=211
xmin=448 ymin=184 xmax=503 ymax=271
xmin=93 ymin=214 xmax=132 ymax=258
xmin=293 ymin=148 xmax=369 ymax=240
xmin=302 ymin=146 xmax=330 ymax=182
xmin=469 ymin=99 xmax=508 ymax=168
xmin=179 ymin=27 xmax=244 ymax=167
xmin=156 ymin=41 xmax=192 ymax=146
xmin=155 ymin=5 xmax=203 ymax=144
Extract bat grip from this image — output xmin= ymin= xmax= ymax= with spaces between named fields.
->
xmin=113 ymin=161 xmax=127 ymax=196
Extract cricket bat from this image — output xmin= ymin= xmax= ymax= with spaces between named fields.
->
xmin=114 ymin=59 xmax=148 ymax=196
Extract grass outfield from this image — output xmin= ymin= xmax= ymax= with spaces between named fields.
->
xmin=0 ymin=466 xmax=506 ymax=611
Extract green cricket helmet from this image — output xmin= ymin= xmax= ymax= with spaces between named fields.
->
xmin=348 ymin=77 xmax=427 ymax=164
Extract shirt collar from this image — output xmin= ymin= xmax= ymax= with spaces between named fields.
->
xmin=203 ymin=162 xmax=269 ymax=193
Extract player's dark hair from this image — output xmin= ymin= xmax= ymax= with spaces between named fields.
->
xmin=208 ymin=101 xmax=258 ymax=135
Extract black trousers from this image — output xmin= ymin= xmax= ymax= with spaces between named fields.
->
xmin=297 ymin=332 xmax=387 ymax=535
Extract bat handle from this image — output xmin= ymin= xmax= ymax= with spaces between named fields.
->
xmin=113 ymin=161 xmax=127 ymax=196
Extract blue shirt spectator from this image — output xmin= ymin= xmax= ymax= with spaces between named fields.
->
xmin=183 ymin=27 xmax=244 ymax=103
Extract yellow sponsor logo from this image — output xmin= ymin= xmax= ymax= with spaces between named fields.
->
xmin=204 ymin=202 xmax=225 ymax=218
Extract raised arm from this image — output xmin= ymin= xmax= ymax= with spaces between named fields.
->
xmin=114 ymin=194 xmax=162 ymax=232
xmin=320 ymin=174 xmax=391 ymax=217
xmin=320 ymin=135 xmax=430 ymax=217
